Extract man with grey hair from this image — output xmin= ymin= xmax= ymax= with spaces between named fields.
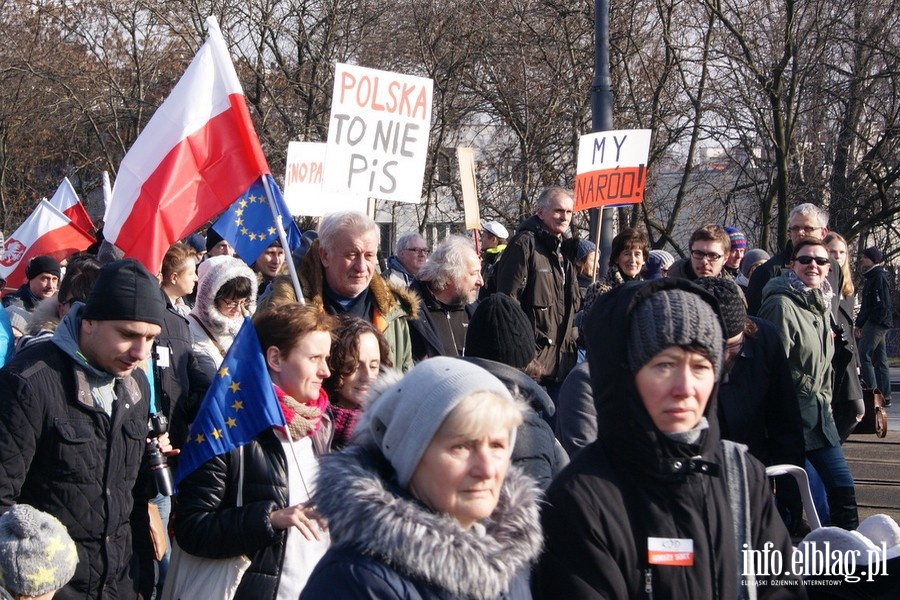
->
xmin=297 ymin=210 xmax=416 ymax=370
xmin=382 ymin=232 xmax=428 ymax=288
xmin=408 ymin=235 xmax=482 ymax=361
xmin=494 ymin=186 xmax=580 ymax=401
xmin=746 ymin=203 xmax=836 ymax=316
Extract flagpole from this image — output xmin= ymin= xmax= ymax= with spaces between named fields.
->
xmin=262 ymin=177 xmax=305 ymax=305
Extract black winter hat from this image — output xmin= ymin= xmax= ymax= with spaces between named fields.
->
xmin=81 ymin=258 xmax=166 ymax=327
xmin=627 ymin=287 xmax=723 ymax=375
xmin=25 ymin=255 xmax=61 ymax=280
xmin=205 ymin=228 xmax=225 ymax=252
xmin=692 ymin=277 xmax=747 ymax=339
xmin=464 ymin=294 xmax=536 ymax=369
xmin=863 ymin=246 xmax=883 ymax=264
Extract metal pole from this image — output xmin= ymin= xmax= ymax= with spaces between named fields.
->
xmin=592 ymin=0 xmax=615 ymax=277
xmin=261 ymin=177 xmax=305 ymax=305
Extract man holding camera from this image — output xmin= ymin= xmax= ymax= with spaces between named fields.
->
xmin=0 ymin=258 xmax=173 ymax=599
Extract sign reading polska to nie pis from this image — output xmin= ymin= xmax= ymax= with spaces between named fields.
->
xmin=575 ymin=129 xmax=652 ymax=211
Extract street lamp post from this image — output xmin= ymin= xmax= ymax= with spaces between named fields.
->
xmin=590 ymin=0 xmax=615 ymax=277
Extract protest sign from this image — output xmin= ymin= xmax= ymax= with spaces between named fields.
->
xmin=575 ymin=129 xmax=651 ymax=211
xmin=323 ymin=64 xmax=433 ymax=203
xmin=283 ymin=142 xmax=368 ymax=216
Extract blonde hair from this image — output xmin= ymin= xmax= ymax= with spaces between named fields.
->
xmin=438 ymin=390 xmax=527 ymax=442
xmin=823 ymin=232 xmax=855 ymax=297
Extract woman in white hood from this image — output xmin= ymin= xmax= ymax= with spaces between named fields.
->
xmin=188 ymin=255 xmax=257 ymax=377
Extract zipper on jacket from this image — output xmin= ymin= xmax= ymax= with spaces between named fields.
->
xmin=644 ymin=567 xmax=654 ymax=600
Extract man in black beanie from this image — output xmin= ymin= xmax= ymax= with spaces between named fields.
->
xmin=0 ymin=258 xmax=172 ymax=598
xmin=1 ymin=254 xmax=62 ymax=312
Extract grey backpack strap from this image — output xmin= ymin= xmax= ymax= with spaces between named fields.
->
xmin=721 ymin=440 xmax=757 ymax=600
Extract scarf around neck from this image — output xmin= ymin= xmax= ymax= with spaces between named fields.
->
xmin=274 ymin=384 xmax=329 ymax=441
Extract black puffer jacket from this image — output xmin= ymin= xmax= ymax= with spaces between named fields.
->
xmin=407 ymin=280 xmax=478 ymax=360
xmin=0 ymin=336 xmax=150 ymax=599
xmin=493 ymin=215 xmax=579 ymax=383
xmin=461 ymin=357 xmax=568 ymax=489
xmin=173 ymin=422 xmax=332 ymax=600
xmin=534 ymin=279 xmax=802 ymax=599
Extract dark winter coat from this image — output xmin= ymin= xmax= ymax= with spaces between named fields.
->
xmin=718 ymin=317 xmax=805 ymax=467
xmin=857 ymin=264 xmax=893 ymax=329
xmin=533 ymin=279 xmax=802 ymax=599
xmin=462 ymin=357 xmax=568 ymax=489
xmin=408 ymin=280 xmax=478 ymax=361
xmin=832 ymin=293 xmax=864 ymax=413
xmin=0 ymin=324 xmax=151 ymax=599
xmin=759 ymin=274 xmax=838 ymax=451
xmin=300 ymin=445 xmax=543 ymax=600
xmin=555 ymin=361 xmax=596 ymax=457
xmin=173 ymin=423 xmax=331 ymax=600
xmin=1 ymin=282 xmax=41 ymax=312
xmin=493 ymin=215 xmax=579 ymax=383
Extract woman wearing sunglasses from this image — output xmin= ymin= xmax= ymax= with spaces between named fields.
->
xmin=758 ymin=238 xmax=858 ymax=530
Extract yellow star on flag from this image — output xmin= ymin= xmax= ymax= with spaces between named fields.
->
xmin=226 ymin=417 xmax=237 ymax=428
xmin=195 ymin=433 xmax=205 ymax=443
xmin=239 ymin=199 xmax=248 ymax=208
xmin=218 ymin=366 xmax=229 ymax=378
xmin=249 ymin=233 xmax=257 ymax=241
xmin=241 ymin=227 xmax=249 ymax=235
xmin=268 ymin=227 xmax=276 ymax=235
xmin=235 ymin=218 xmax=243 ymax=226
xmin=235 ymin=208 xmax=244 ymax=216
xmin=229 ymin=381 xmax=241 ymax=393
xmin=211 ymin=428 xmax=222 ymax=440
xmin=232 ymin=400 xmax=244 ymax=412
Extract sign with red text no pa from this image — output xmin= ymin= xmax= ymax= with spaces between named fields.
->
xmin=575 ymin=129 xmax=652 ymax=211
xmin=323 ymin=63 xmax=433 ymax=203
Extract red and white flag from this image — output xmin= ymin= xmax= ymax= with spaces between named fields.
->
xmin=48 ymin=177 xmax=95 ymax=234
xmin=104 ymin=16 xmax=270 ymax=274
xmin=0 ymin=201 xmax=94 ymax=289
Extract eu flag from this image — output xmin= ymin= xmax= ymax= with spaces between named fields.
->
xmin=175 ymin=317 xmax=285 ymax=485
xmin=210 ymin=174 xmax=302 ymax=265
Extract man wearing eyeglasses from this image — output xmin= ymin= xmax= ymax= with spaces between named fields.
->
xmin=667 ymin=225 xmax=732 ymax=281
xmin=383 ymin=232 xmax=428 ymax=289
xmin=745 ymin=203 xmax=837 ymax=316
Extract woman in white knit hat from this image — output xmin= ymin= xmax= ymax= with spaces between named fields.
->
xmin=301 ymin=357 xmax=542 ymax=599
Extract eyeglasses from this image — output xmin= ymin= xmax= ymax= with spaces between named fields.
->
xmin=219 ymin=298 xmax=250 ymax=310
xmin=690 ymin=250 xmax=723 ymax=262
xmin=794 ymin=255 xmax=829 ymax=266
xmin=788 ymin=225 xmax=820 ymax=235
xmin=405 ymin=248 xmax=428 ymax=255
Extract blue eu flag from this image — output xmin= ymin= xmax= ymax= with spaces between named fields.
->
xmin=210 ymin=174 xmax=301 ymax=265
xmin=175 ymin=317 xmax=285 ymax=485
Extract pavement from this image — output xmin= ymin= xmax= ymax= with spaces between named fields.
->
xmin=840 ymin=368 xmax=900 ymax=523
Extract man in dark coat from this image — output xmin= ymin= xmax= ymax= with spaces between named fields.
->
xmin=407 ymin=235 xmax=481 ymax=361
xmin=2 ymin=255 xmax=61 ymax=312
xmin=493 ymin=186 xmax=580 ymax=396
xmin=0 ymin=259 xmax=170 ymax=599
xmin=855 ymin=246 xmax=894 ymax=406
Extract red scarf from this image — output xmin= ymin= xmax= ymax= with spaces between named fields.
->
xmin=273 ymin=385 xmax=329 ymax=441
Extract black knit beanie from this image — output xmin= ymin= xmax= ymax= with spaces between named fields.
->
xmin=627 ymin=288 xmax=723 ymax=374
xmin=81 ymin=258 xmax=166 ymax=327
xmin=692 ymin=277 xmax=747 ymax=339
xmin=25 ymin=255 xmax=61 ymax=280
xmin=464 ymin=293 xmax=536 ymax=369
xmin=205 ymin=228 xmax=225 ymax=252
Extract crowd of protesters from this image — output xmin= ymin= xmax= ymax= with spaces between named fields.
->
xmin=0 ymin=194 xmax=897 ymax=600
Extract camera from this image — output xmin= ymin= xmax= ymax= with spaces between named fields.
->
xmin=147 ymin=412 xmax=174 ymax=497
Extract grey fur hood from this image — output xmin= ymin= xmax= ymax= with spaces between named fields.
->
xmin=312 ymin=444 xmax=543 ymax=599
xmin=189 ymin=256 xmax=257 ymax=337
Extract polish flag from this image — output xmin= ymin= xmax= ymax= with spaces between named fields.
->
xmin=104 ymin=16 xmax=270 ymax=274
xmin=48 ymin=177 xmax=95 ymax=234
xmin=0 ymin=201 xmax=95 ymax=289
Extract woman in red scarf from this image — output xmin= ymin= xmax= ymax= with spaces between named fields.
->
xmin=173 ymin=303 xmax=337 ymax=600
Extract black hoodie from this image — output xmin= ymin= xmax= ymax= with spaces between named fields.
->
xmin=533 ymin=279 xmax=803 ymax=599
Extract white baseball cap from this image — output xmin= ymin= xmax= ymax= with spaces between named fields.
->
xmin=482 ymin=221 xmax=509 ymax=240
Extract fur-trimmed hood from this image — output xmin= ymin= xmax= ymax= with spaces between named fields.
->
xmin=189 ymin=256 xmax=257 ymax=337
xmin=312 ymin=444 xmax=543 ymax=599
xmin=297 ymin=239 xmax=418 ymax=322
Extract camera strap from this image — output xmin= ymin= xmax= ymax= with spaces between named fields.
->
xmin=146 ymin=356 xmax=160 ymax=415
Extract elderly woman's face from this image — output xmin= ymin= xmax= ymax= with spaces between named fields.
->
xmin=616 ymin=247 xmax=645 ymax=278
xmin=408 ymin=423 xmax=512 ymax=529
xmin=634 ymin=346 xmax=715 ymax=433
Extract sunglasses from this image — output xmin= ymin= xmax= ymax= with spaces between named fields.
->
xmin=794 ymin=255 xmax=829 ymax=266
